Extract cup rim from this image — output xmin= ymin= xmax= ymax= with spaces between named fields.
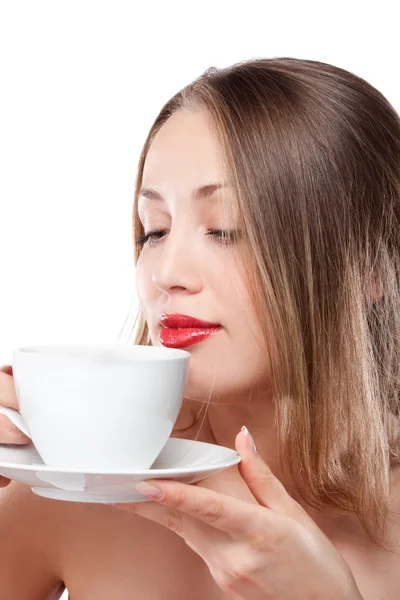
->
xmin=12 ymin=344 xmax=190 ymax=362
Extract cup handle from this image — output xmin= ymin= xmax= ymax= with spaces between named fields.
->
xmin=0 ymin=406 xmax=31 ymax=437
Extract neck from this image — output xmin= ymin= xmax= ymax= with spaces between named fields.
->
xmin=177 ymin=394 xmax=399 ymax=549
xmin=207 ymin=395 xmax=282 ymax=476
xmin=177 ymin=392 xmax=284 ymax=483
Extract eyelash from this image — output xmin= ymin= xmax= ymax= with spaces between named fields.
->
xmin=136 ymin=229 xmax=241 ymax=248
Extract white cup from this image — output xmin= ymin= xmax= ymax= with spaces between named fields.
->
xmin=0 ymin=344 xmax=190 ymax=471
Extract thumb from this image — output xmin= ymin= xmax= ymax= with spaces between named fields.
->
xmin=235 ymin=426 xmax=296 ymax=513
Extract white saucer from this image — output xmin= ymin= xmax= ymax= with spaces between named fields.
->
xmin=0 ymin=438 xmax=241 ymax=503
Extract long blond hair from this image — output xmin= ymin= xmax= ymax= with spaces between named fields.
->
xmin=120 ymin=57 xmax=400 ymax=547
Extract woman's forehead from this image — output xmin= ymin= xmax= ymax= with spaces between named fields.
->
xmin=143 ymin=110 xmax=224 ymax=186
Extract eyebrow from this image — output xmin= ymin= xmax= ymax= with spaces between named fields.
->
xmin=138 ymin=183 xmax=227 ymax=202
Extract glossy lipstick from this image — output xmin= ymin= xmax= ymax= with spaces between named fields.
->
xmin=159 ymin=313 xmax=222 ymax=349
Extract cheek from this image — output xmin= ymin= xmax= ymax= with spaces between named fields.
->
xmin=219 ymin=261 xmax=255 ymax=320
xmin=232 ymin=278 xmax=277 ymax=375
xmin=135 ymin=255 xmax=155 ymax=306
xmin=223 ymin=266 xmax=268 ymax=352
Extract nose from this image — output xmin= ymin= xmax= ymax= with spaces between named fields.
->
xmin=151 ymin=228 xmax=203 ymax=295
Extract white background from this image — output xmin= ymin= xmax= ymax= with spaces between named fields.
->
xmin=0 ymin=1 xmax=399 ymax=598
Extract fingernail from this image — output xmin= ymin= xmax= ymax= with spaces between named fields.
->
xmin=241 ymin=426 xmax=257 ymax=454
xmin=135 ymin=481 xmax=164 ymax=499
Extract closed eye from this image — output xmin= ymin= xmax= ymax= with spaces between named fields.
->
xmin=136 ymin=230 xmax=167 ymax=247
xmin=206 ymin=229 xmax=241 ymax=244
xmin=136 ymin=229 xmax=241 ymax=248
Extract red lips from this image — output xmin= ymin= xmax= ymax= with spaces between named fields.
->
xmin=158 ymin=313 xmax=222 ymax=349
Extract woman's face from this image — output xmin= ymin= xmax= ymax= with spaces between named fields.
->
xmin=136 ymin=109 xmax=271 ymax=405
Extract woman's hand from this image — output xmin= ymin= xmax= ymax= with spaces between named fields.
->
xmin=0 ymin=365 xmax=31 ymax=487
xmin=108 ymin=428 xmax=363 ymax=600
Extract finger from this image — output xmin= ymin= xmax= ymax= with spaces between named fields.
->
xmin=132 ymin=480 xmax=270 ymax=542
xmin=0 ymin=414 xmax=31 ymax=444
xmin=0 ymin=366 xmax=19 ymax=410
xmin=235 ymin=428 xmax=297 ymax=514
xmin=113 ymin=499 xmax=188 ymax=537
xmin=0 ymin=365 xmax=13 ymax=376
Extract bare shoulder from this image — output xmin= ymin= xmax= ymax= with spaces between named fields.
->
xmin=0 ymin=481 xmax=67 ymax=598
xmin=356 ymin=466 xmax=400 ymax=600
xmin=0 ymin=480 xmax=66 ymax=559
xmin=57 ymin=498 xmax=213 ymax=599
xmin=0 ymin=483 xmax=168 ymax=597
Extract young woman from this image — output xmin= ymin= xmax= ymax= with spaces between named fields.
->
xmin=0 ymin=57 xmax=399 ymax=599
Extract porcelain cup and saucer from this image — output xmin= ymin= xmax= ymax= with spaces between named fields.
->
xmin=0 ymin=344 xmax=241 ymax=503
